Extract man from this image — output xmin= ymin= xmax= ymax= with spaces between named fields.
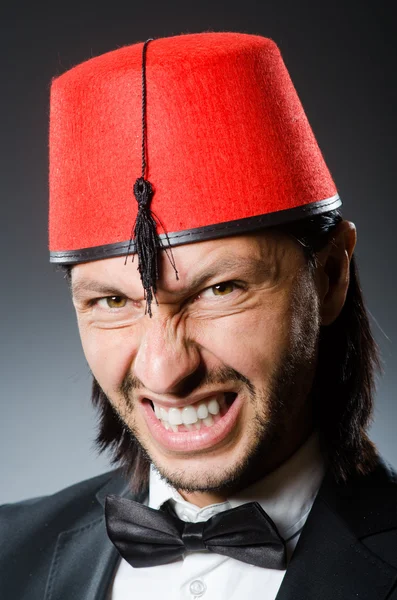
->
xmin=1 ymin=32 xmax=396 ymax=600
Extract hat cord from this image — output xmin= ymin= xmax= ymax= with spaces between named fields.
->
xmin=126 ymin=38 xmax=178 ymax=316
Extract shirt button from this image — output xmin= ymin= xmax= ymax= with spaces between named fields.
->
xmin=180 ymin=512 xmax=189 ymax=521
xmin=189 ymin=579 xmax=206 ymax=597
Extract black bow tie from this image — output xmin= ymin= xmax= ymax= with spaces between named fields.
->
xmin=105 ymin=495 xmax=287 ymax=569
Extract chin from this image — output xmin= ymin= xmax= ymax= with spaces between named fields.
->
xmin=153 ymin=459 xmax=249 ymax=494
xmin=145 ymin=430 xmax=263 ymax=494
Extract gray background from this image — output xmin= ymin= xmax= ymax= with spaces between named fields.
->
xmin=1 ymin=1 xmax=395 ymax=504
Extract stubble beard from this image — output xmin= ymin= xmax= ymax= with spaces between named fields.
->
xmin=109 ymin=270 xmax=321 ymax=495
xmin=150 ymin=334 xmax=319 ymax=495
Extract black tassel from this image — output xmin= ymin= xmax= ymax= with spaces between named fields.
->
xmin=132 ymin=177 xmax=158 ymax=316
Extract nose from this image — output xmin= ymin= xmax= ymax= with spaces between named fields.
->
xmin=133 ymin=314 xmax=201 ymax=395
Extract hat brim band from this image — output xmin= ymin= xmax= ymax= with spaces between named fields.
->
xmin=50 ymin=194 xmax=341 ymax=265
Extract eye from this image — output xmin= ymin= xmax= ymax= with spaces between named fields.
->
xmin=196 ymin=281 xmax=241 ymax=301
xmin=211 ymin=282 xmax=235 ymax=296
xmin=97 ymin=296 xmax=127 ymax=309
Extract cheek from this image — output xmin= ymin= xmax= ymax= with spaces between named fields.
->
xmin=77 ymin=322 xmax=138 ymax=394
xmin=196 ymin=297 xmax=294 ymax=380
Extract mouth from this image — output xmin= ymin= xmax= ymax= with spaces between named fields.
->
xmin=148 ymin=392 xmax=236 ymax=432
xmin=141 ymin=392 xmax=242 ymax=453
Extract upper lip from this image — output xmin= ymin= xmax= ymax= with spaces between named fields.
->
xmin=139 ymin=389 xmax=238 ymax=409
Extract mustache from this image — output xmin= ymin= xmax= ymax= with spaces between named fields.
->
xmin=119 ymin=365 xmax=255 ymax=402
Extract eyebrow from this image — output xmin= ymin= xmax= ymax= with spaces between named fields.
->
xmin=71 ymin=281 xmax=126 ymax=300
xmin=71 ymin=255 xmax=276 ymax=300
xmin=184 ymin=256 xmax=274 ymax=293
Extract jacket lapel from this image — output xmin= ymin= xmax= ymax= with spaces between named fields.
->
xmin=44 ymin=516 xmax=119 ymax=600
xmin=44 ymin=473 xmax=147 ymax=600
xmin=276 ymin=460 xmax=397 ymax=600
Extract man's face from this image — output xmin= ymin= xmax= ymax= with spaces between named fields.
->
xmin=72 ymin=232 xmax=321 ymax=495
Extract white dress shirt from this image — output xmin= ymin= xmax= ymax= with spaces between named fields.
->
xmin=109 ymin=433 xmax=325 ymax=600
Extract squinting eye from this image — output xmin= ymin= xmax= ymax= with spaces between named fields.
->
xmin=98 ymin=296 xmax=127 ymax=309
xmin=211 ymin=282 xmax=235 ymax=296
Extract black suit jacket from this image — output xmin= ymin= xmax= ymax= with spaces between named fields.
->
xmin=1 ymin=457 xmax=397 ymax=600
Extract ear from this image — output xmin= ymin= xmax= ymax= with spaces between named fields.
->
xmin=315 ymin=220 xmax=357 ymax=326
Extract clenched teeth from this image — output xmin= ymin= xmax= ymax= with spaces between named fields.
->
xmin=152 ymin=395 xmax=223 ymax=431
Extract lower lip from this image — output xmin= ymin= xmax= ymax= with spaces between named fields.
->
xmin=141 ymin=395 xmax=243 ymax=452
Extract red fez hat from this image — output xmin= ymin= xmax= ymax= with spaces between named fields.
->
xmin=49 ymin=32 xmax=340 ymax=265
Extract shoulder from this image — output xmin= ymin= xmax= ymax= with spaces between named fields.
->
xmin=354 ymin=455 xmax=397 ymax=527
xmin=1 ymin=468 xmax=118 ymax=514
xmin=319 ymin=455 xmax=397 ymax=567
xmin=320 ymin=454 xmax=397 ymax=516
xmin=0 ymin=469 xmax=126 ymax=553
xmin=352 ymin=457 xmax=397 ymax=565
xmin=347 ymin=455 xmax=397 ymax=504
xmin=0 ymin=469 xmax=132 ymax=599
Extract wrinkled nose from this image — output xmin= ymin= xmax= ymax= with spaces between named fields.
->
xmin=132 ymin=315 xmax=201 ymax=395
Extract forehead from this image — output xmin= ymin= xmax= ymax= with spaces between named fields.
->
xmin=71 ymin=231 xmax=300 ymax=294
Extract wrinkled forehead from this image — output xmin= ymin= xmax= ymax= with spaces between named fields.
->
xmin=70 ymin=231 xmax=303 ymax=297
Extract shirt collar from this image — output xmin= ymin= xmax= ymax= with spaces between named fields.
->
xmin=148 ymin=432 xmax=326 ymax=540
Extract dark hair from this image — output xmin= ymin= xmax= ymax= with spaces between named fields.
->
xmin=64 ymin=209 xmax=380 ymax=492
xmin=280 ymin=210 xmax=379 ymax=483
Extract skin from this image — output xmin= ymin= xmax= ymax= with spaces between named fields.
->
xmin=72 ymin=221 xmax=356 ymax=507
